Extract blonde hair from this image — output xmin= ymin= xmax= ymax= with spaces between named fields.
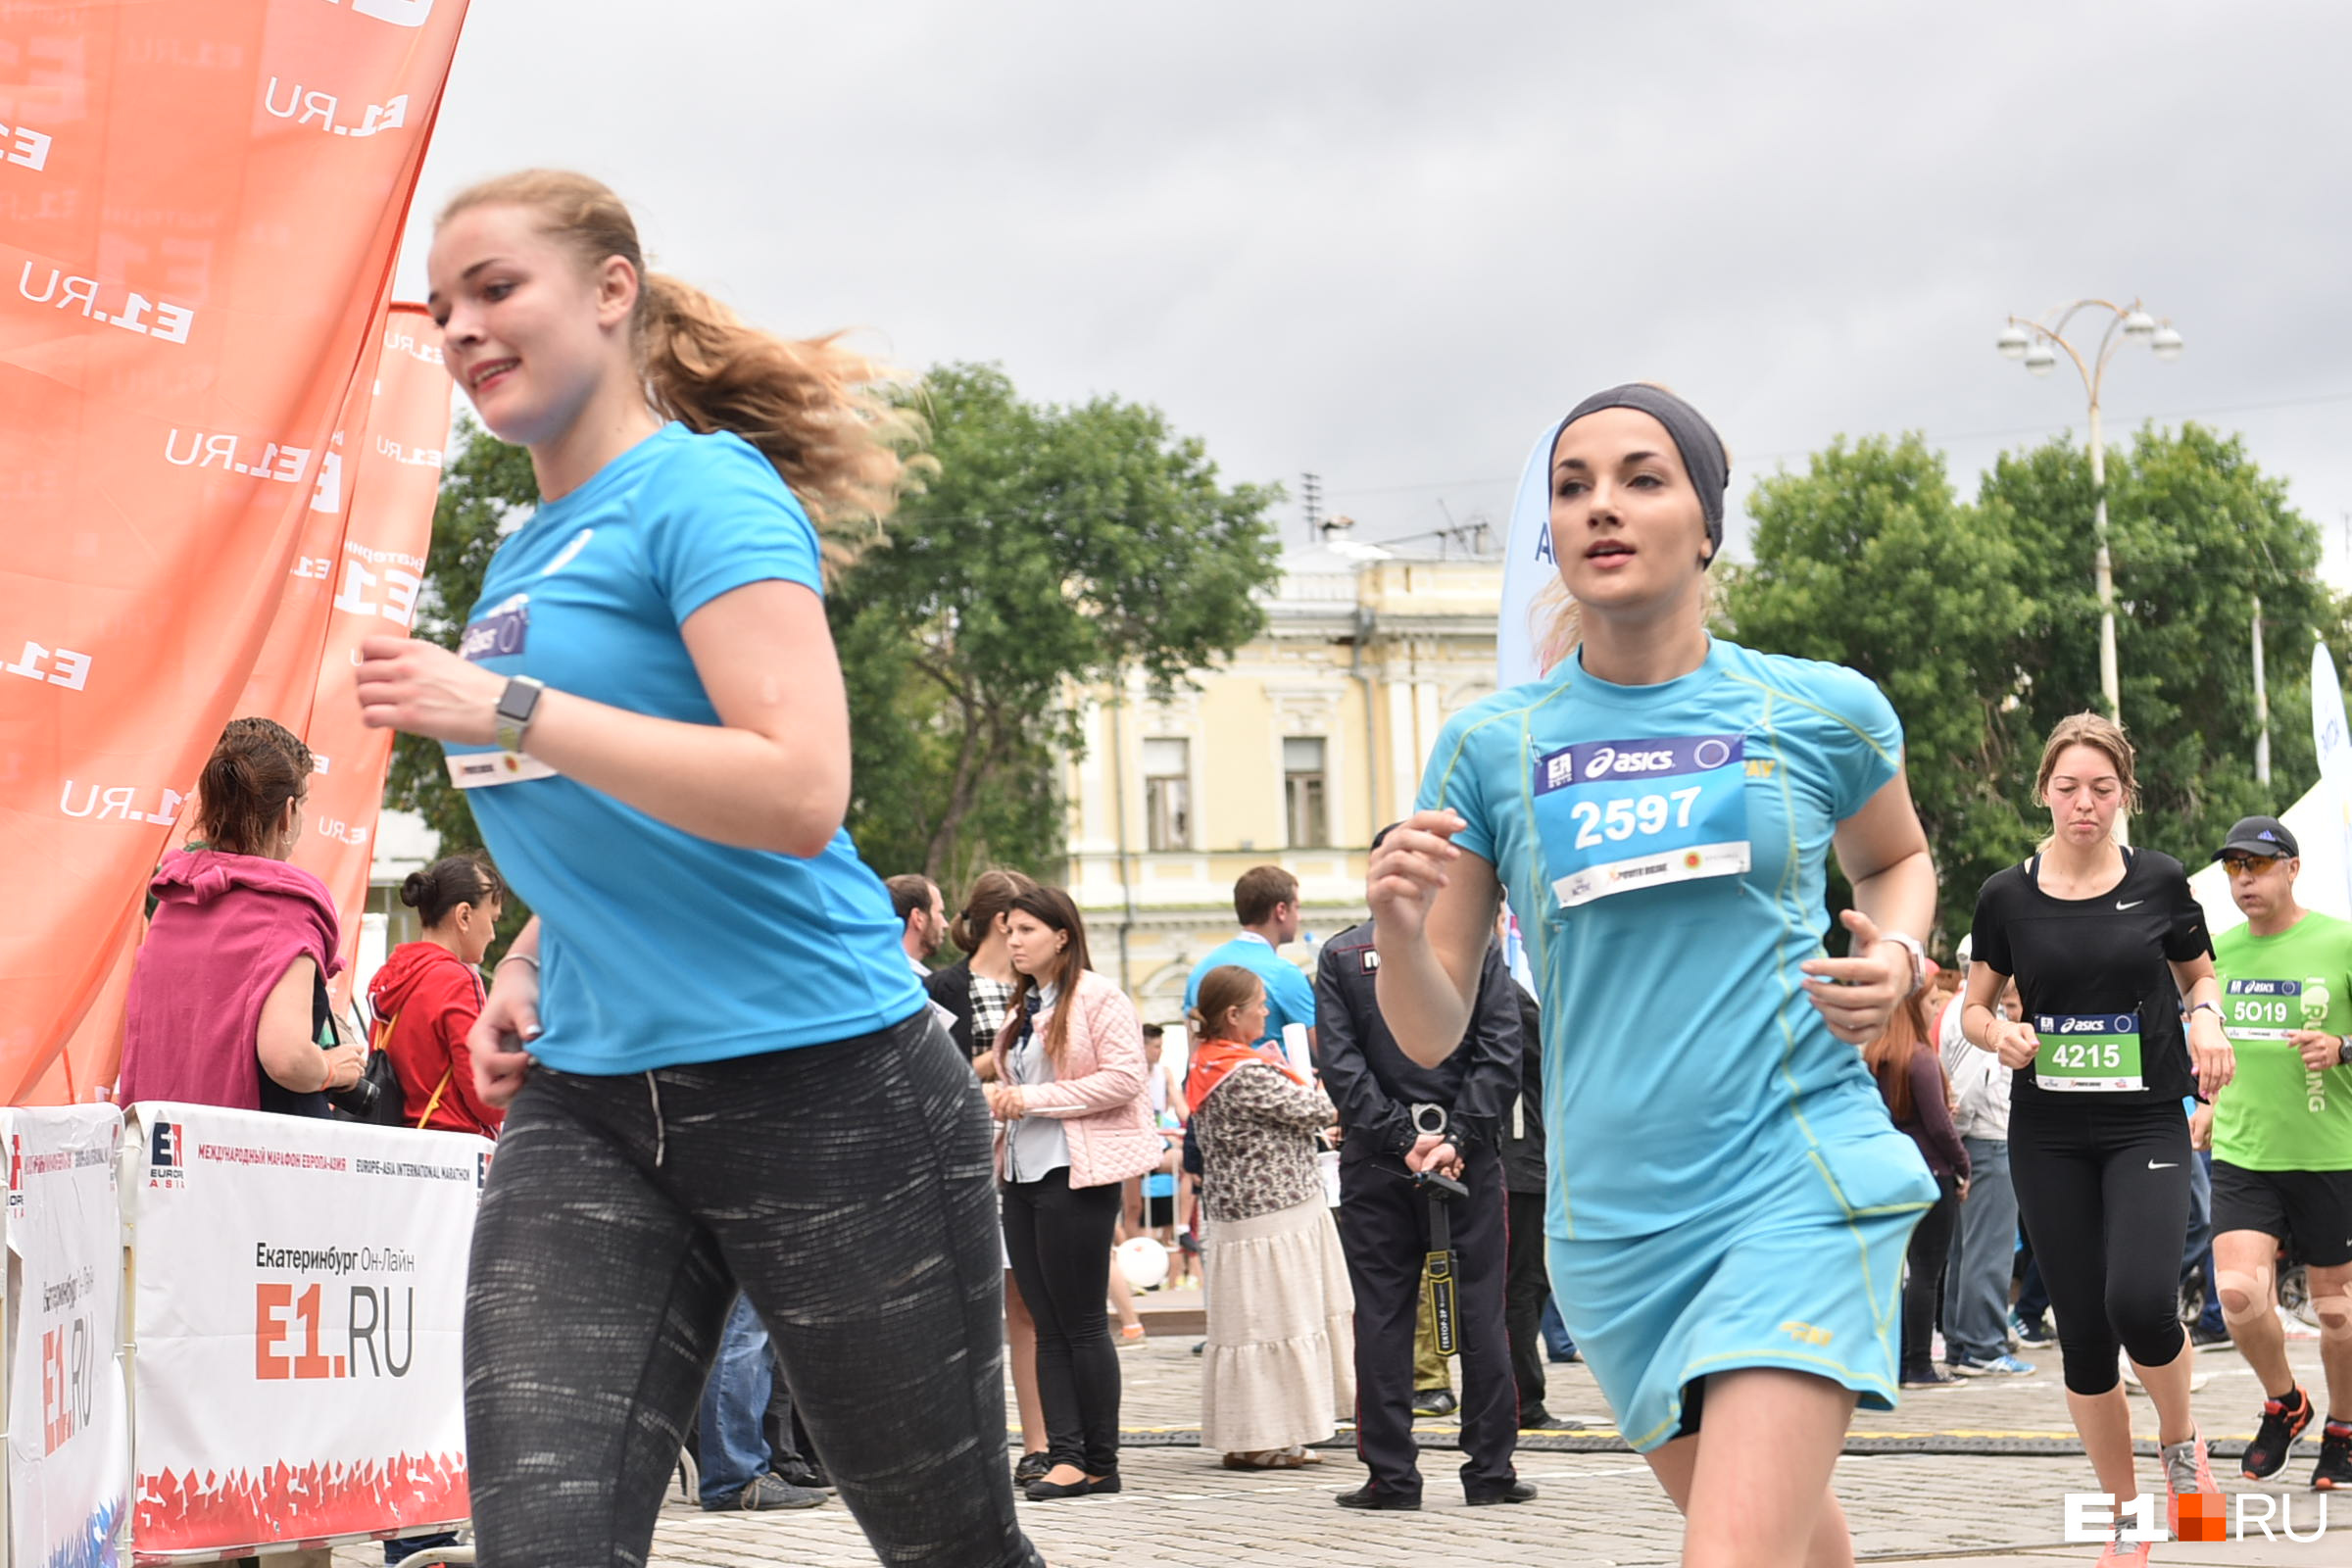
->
xmin=439 ymin=170 xmax=924 ymax=574
xmin=2034 ymin=710 xmax=2140 ymax=812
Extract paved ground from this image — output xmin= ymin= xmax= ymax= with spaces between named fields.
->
xmin=341 ymin=1327 xmax=2349 ymax=1565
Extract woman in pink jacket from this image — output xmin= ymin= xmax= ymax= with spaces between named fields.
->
xmin=985 ymin=885 xmax=1158 ymax=1501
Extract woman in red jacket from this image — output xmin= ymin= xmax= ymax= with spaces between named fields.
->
xmin=368 ymin=854 xmax=508 ymax=1136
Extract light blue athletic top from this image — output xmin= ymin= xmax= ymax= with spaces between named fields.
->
xmin=447 ymin=423 xmax=924 ymax=1074
xmin=1416 ymin=637 xmax=1904 ymax=1240
xmin=1185 ymin=933 xmax=1317 ymax=1050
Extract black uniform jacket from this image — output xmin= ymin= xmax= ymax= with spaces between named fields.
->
xmin=1314 ymin=922 xmax=1522 ymax=1162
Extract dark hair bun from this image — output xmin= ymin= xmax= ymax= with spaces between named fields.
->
xmin=400 ymin=871 xmax=428 ymax=907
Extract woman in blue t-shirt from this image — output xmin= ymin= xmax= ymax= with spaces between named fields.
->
xmin=1368 ymin=385 xmax=1939 ymax=1557
xmin=355 ymin=171 xmax=1041 ymax=1568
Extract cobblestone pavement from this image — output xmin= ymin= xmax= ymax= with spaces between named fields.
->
xmin=343 ymin=1331 xmax=2349 ymax=1566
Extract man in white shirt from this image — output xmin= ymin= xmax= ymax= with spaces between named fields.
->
xmin=1938 ymin=939 xmax=2034 ymax=1376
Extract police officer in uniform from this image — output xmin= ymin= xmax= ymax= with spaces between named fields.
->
xmin=1317 ymin=826 xmax=1532 ymax=1510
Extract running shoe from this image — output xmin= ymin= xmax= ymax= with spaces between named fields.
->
xmin=2240 ymin=1386 xmax=2313 ymax=1481
xmin=2011 ymin=1311 xmax=2056 ymax=1348
xmin=702 ymin=1473 xmax=827 ymax=1512
xmin=2313 ymin=1418 xmax=2352 ymax=1491
xmin=2162 ymin=1429 xmax=2221 ymax=1543
xmin=1411 ymin=1388 xmax=1458 ymax=1418
xmin=1900 ymin=1365 xmax=1958 ymax=1389
xmin=1948 ymin=1352 xmax=2035 ymax=1377
xmin=2188 ymin=1321 xmax=2233 ymax=1349
xmin=2092 ymin=1525 xmax=2152 ymax=1567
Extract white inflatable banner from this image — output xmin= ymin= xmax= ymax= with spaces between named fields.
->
xmin=1496 ymin=417 xmax=1565 ymax=691
xmin=1496 ymin=416 xmax=1566 ymax=991
xmin=122 ymin=1104 xmax=488 ymax=1558
xmin=2314 ymin=642 xmax=2352 ymax=918
xmin=4 ymin=1105 xmax=129 ymax=1568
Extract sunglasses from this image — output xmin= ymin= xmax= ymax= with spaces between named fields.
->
xmin=2222 ymin=854 xmax=2284 ymax=875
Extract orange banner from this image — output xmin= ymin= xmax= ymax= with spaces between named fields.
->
xmin=0 ymin=2 xmax=468 ymax=1101
xmin=226 ymin=304 xmax=451 ymax=1005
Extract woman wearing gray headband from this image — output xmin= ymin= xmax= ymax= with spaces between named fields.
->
xmin=1365 ymin=384 xmax=1942 ymax=1563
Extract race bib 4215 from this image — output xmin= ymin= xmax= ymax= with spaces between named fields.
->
xmin=2035 ymin=1012 xmax=2144 ymax=1093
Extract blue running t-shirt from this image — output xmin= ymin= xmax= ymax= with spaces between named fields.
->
xmin=446 ymin=423 xmax=924 ymax=1074
xmin=1416 ymin=637 xmax=1905 ymax=1240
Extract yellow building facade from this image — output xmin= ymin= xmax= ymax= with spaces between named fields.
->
xmin=1062 ymin=543 xmax=1504 ymax=1022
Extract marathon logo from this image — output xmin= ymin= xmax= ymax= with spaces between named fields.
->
xmin=148 ymin=1120 xmax=186 ymax=1189
xmin=1536 ymin=734 xmax=1742 ymax=794
xmin=2229 ymin=979 xmax=2299 ymax=996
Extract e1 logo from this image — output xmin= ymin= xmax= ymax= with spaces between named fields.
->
xmin=39 ymin=1319 xmax=93 ymax=1455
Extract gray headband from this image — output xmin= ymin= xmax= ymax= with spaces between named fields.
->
xmin=1555 ymin=384 xmax=1730 ymax=566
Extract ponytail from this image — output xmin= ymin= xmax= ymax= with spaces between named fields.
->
xmin=1190 ymin=965 xmax=1263 ymax=1046
xmin=401 ymin=852 xmax=505 ymax=929
xmin=438 ymin=170 xmax=928 ymax=575
xmin=636 ymin=272 xmax=924 ymax=562
xmin=191 ymin=716 xmax=312 ymax=858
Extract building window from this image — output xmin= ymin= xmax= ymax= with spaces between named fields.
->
xmin=1144 ymin=737 xmax=1192 ymax=851
xmin=1284 ymin=736 xmax=1329 ymax=848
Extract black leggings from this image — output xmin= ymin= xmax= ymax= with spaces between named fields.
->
xmin=1901 ymin=1171 xmax=1963 ymax=1374
xmin=1001 ymin=1167 xmax=1124 ymax=1474
xmin=464 ymin=1010 xmax=1041 ymax=1568
xmin=2009 ymin=1098 xmax=2193 ymax=1395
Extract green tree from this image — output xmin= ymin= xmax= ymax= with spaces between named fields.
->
xmin=1726 ymin=434 xmax=2036 ymax=940
xmin=831 ymin=363 xmax=1284 ymax=887
xmin=1982 ymin=423 xmax=2336 ymax=869
xmin=1730 ymin=421 xmax=2347 ymax=949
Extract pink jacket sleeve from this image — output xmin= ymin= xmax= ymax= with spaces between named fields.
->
xmin=1019 ymin=977 xmax=1149 ymax=1118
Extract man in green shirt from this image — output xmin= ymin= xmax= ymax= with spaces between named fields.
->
xmin=2207 ymin=815 xmax=2352 ymax=1490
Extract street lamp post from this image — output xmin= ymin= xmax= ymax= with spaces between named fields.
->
xmin=1994 ymin=300 xmax=2184 ymax=725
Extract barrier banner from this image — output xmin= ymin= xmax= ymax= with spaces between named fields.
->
xmin=3 ymin=1105 xmax=129 ymax=1568
xmin=0 ymin=0 xmax=470 ymax=1098
xmin=223 ymin=304 xmax=451 ymax=1003
xmin=123 ymin=1104 xmax=485 ymax=1557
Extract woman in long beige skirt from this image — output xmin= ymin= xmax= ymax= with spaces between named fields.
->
xmin=1186 ymin=965 xmax=1355 ymax=1468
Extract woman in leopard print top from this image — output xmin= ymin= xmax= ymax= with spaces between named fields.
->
xmin=1187 ymin=965 xmax=1354 ymax=1469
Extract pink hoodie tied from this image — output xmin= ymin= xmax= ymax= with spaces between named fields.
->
xmin=118 ymin=849 xmax=342 ymax=1111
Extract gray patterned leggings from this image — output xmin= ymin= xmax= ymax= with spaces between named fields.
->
xmin=462 ymin=1009 xmax=1041 ymax=1568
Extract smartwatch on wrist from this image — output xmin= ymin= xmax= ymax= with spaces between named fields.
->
xmin=1878 ymin=931 xmax=1928 ymax=996
xmin=494 ymin=675 xmax=546 ymax=754
xmin=2337 ymin=1035 xmax=2352 ymax=1067
xmin=2189 ymin=1000 xmax=2224 ymax=1025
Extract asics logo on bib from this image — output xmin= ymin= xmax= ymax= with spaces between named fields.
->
xmin=1539 ymin=734 xmax=1741 ymax=794
xmin=2052 ymin=1015 xmax=2135 ymax=1034
xmin=1585 ymin=745 xmax=1677 ymax=779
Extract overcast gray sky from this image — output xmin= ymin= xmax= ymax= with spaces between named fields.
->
xmin=395 ymin=2 xmax=2352 ymax=574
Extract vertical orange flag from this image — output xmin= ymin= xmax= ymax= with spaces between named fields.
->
xmin=0 ymin=1 xmax=469 ymax=1101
